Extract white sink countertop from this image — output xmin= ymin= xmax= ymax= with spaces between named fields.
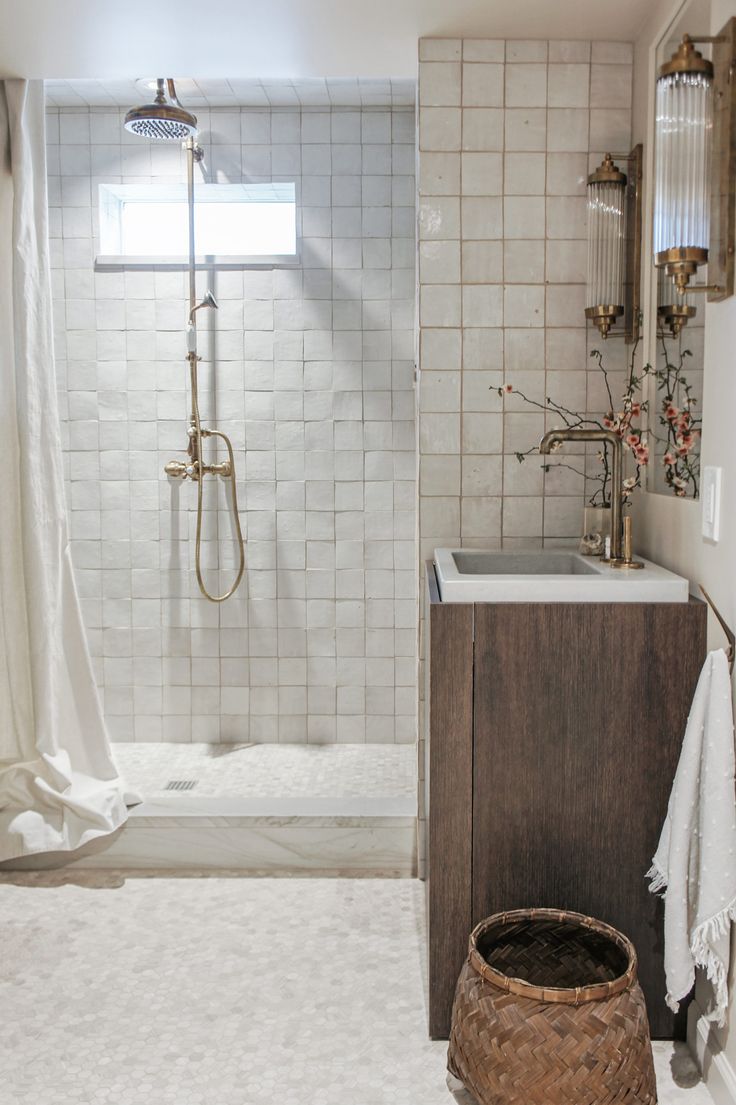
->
xmin=433 ymin=548 xmax=690 ymax=604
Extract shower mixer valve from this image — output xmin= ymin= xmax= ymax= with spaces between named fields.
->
xmin=164 ymin=458 xmax=232 ymax=480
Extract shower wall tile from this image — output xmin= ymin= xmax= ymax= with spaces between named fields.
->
xmin=49 ymin=103 xmax=416 ymax=746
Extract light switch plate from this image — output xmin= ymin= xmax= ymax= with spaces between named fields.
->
xmin=702 ymin=466 xmax=722 ymax=542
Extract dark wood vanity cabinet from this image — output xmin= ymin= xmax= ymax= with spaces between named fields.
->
xmin=425 ymin=563 xmax=707 ymax=1039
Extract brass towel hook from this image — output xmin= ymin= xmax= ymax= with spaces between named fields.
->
xmin=699 ymin=585 xmax=736 ymax=674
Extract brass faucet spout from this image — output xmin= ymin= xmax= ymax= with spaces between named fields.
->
xmin=539 ymin=428 xmax=625 ymax=563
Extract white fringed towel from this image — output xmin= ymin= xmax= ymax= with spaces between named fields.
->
xmin=647 ymin=648 xmax=736 ymax=1026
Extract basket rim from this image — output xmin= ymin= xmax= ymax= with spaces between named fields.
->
xmin=468 ymin=907 xmax=638 ymax=1004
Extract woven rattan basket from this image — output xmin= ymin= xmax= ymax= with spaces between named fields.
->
xmin=447 ymin=908 xmax=657 ymax=1105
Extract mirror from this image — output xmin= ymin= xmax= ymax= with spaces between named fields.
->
xmin=646 ymin=0 xmax=709 ymax=500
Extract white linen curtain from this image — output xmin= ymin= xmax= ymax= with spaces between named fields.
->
xmin=0 ymin=80 xmax=133 ymax=862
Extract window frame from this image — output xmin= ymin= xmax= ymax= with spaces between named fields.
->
xmin=95 ymin=180 xmax=300 ymax=270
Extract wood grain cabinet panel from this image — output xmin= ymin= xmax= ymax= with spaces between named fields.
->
xmin=425 ymin=564 xmax=707 ymax=1040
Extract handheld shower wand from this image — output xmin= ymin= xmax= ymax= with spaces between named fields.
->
xmin=126 ymin=81 xmax=245 ymax=602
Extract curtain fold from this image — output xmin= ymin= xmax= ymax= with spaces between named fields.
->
xmin=0 ymin=79 xmax=134 ymax=862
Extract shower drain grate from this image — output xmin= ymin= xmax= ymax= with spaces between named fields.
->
xmin=164 ymin=779 xmax=198 ymax=791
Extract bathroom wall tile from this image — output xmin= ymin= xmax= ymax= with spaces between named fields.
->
xmin=462 ymin=285 xmax=503 ymax=327
xmin=460 ymin=495 xmax=502 ymax=538
xmin=546 ymin=195 xmax=586 ymax=239
xmin=503 ymin=284 xmax=545 ymax=328
xmin=504 ymin=108 xmax=546 ymax=151
xmin=461 ymin=152 xmax=502 ymax=196
xmin=545 ymin=239 xmax=587 ymax=283
xmin=545 ymin=283 xmax=586 ymax=328
xmin=503 ymin=152 xmax=545 ymax=196
xmin=420 ymin=454 xmax=461 ymax=496
xmin=545 ymin=152 xmax=588 ymax=196
xmin=419 ymin=63 xmax=462 ymax=107
xmin=419 ymin=107 xmax=461 ymax=151
xmin=462 ymin=64 xmax=504 ymax=107
xmin=503 ymin=240 xmax=545 ymax=283
xmin=461 ymin=454 xmax=503 ymax=496
xmin=504 ymin=196 xmax=545 ymax=239
xmin=548 ymin=41 xmax=591 ymax=64
xmin=547 ymin=108 xmax=589 ymax=152
xmin=503 ymin=496 xmax=543 ymax=537
xmin=462 ymin=413 xmax=503 ymax=453
xmin=462 ymin=240 xmax=503 ymax=283
xmin=461 ymin=196 xmax=502 ymax=239
xmin=463 ymin=40 xmax=505 ymax=63
xmin=505 ymin=64 xmax=548 ymax=108
xmin=420 ymin=38 xmax=462 ymax=62
xmin=418 ymin=240 xmax=461 ymax=284
xmin=547 ymin=64 xmax=590 ymax=107
xmin=590 ymin=64 xmax=633 ymax=109
xmin=419 ymin=152 xmax=460 ymax=195
xmin=591 ymin=41 xmax=633 ymax=65
xmin=505 ymin=40 xmax=548 ymax=63
xmin=589 ymin=108 xmax=632 ymax=151
xmin=461 ymin=108 xmax=504 ymax=151
xmin=56 ymin=103 xmax=417 ymax=745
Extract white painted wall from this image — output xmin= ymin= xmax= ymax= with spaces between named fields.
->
xmin=633 ymin=0 xmax=736 ymax=1092
xmin=0 ymin=0 xmax=653 ymax=81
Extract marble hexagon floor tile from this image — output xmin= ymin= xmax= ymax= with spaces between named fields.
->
xmin=0 ymin=877 xmax=716 ymax=1105
xmin=111 ymin=742 xmax=417 ymax=800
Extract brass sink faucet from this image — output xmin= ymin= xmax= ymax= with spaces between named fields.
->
xmin=539 ymin=428 xmax=642 ymax=568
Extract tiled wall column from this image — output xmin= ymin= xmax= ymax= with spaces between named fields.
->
xmin=415 ymin=38 xmax=634 ymax=866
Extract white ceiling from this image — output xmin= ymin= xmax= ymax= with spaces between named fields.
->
xmin=44 ymin=78 xmax=416 ymax=110
xmin=0 ymin=0 xmax=669 ymax=80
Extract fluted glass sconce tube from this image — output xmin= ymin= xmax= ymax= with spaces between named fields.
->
xmin=653 ymin=35 xmax=713 ymax=293
xmin=585 ymin=154 xmax=626 ymax=338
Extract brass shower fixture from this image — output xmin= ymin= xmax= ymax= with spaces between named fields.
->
xmin=125 ymin=79 xmax=246 ymax=603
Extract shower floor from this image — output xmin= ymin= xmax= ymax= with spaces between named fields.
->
xmin=72 ymin=743 xmax=418 ymax=875
xmin=112 ymin=741 xmax=416 ymax=800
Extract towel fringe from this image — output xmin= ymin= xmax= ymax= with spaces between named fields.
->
xmin=645 ymin=862 xmax=668 ymax=896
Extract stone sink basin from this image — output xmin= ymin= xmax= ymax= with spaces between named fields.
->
xmin=433 ymin=548 xmax=690 ymax=603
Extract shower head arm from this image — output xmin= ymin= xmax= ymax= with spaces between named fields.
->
xmin=166 ymin=79 xmax=185 ymax=110
xmin=189 ymin=291 xmax=219 ymax=326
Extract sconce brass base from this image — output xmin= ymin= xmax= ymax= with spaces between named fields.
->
xmin=657 ymin=303 xmax=696 ymax=337
xmin=655 ymin=246 xmax=709 ymax=292
xmin=585 ymin=304 xmax=624 ymax=338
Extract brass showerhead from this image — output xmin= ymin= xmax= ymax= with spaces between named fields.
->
xmin=124 ymin=78 xmax=197 ymax=141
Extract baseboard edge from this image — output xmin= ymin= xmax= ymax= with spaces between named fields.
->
xmin=689 ymin=1001 xmax=736 ymax=1105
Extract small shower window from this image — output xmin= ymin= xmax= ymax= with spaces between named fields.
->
xmin=97 ymin=182 xmax=297 ymax=266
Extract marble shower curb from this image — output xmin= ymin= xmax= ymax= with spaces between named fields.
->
xmin=66 ymin=794 xmax=418 ymax=875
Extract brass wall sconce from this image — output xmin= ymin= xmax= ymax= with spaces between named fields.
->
xmin=584 ymin=145 xmax=643 ymax=342
xmin=653 ymin=19 xmax=736 ymax=301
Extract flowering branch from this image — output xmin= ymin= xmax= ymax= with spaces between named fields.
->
xmin=641 ymin=337 xmax=701 ymax=498
xmin=496 ymin=337 xmax=650 ymax=508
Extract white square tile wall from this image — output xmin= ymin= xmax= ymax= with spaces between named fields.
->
xmin=416 ymin=38 xmax=634 ymax=868
xmin=48 ymin=104 xmax=417 ymax=745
